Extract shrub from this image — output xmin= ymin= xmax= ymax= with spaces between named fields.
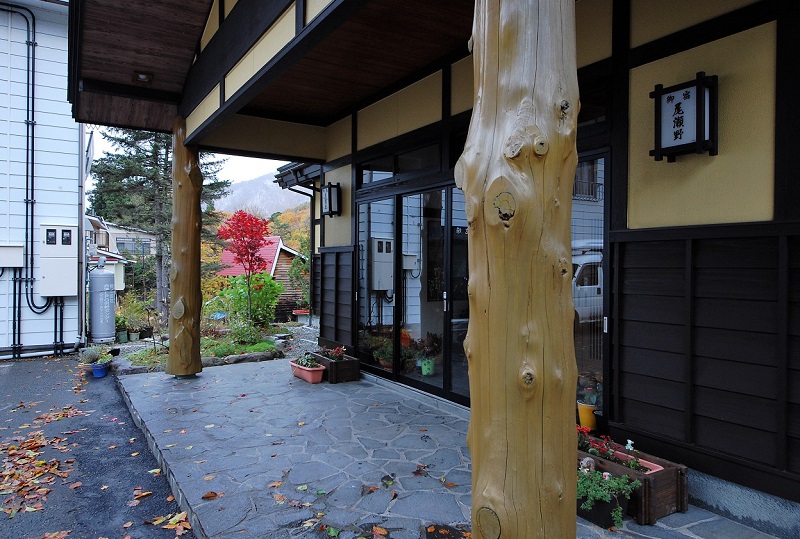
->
xmin=218 ymin=271 xmax=283 ymax=327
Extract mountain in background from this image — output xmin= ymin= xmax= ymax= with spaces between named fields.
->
xmin=214 ymin=173 xmax=307 ymax=217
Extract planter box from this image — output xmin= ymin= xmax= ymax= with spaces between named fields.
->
xmin=578 ymin=448 xmax=687 ymax=525
xmin=289 ymin=360 xmax=325 ymax=384
xmin=309 ymin=352 xmax=360 ymax=383
xmin=577 ymin=494 xmax=630 ymax=530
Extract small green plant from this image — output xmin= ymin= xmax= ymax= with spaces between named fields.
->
xmin=294 ymin=353 xmax=321 ymax=368
xmin=228 ymin=319 xmax=262 ymax=344
xmin=80 ymin=346 xmax=112 ymax=364
xmin=577 ymin=467 xmax=641 ymax=528
xmin=319 ymin=346 xmax=345 ymax=360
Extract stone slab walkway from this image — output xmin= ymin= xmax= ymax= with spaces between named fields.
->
xmin=117 ymin=359 xmax=778 ymax=539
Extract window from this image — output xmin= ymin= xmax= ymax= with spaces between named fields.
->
xmin=117 ymin=238 xmax=151 ymax=255
xmin=359 ymin=144 xmax=440 ymax=187
xmin=573 ymin=159 xmax=604 ymax=201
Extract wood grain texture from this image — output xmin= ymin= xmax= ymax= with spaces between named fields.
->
xmin=454 ymin=1 xmax=579 ymax=536
xmin=166 ymin=117 xmax=203 ymax=376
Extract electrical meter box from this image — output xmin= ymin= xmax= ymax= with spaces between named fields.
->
xmin=371 ymin=237 xmax=394 ymax=291
xmin=39 ymin=224 xmax=78 ymax=297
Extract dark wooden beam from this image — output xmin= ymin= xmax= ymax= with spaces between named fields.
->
xmin=79 ymin=78 xmax=181 ymax=104
xmin=775 ymin=1 xmax=800 ymax=221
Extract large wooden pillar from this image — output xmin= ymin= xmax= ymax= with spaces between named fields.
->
xmin=167 ymin=117 xmax=203 ymax=376
xmin=454 ymin=1 xmax=579 ymax=537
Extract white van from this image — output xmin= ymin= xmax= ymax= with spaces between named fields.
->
xmin=572 ymin=240 xmax=603 ymax=327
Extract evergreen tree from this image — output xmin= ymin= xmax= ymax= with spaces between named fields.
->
xmin=89 ymin=128 xmax=230 ymax=323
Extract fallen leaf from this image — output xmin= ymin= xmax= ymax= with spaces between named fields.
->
xmin=327 ymin=526 xmax=340 ymax=537
xmin=419 ymin=428 xmax=428 ymax=432
xmin=391 ymin=490 xmax=397 ymax=500
xmin=69 ymin=482 xmax=82 ymax=490
xmin=167 ymin=495 xmax=174 ymax=502
xmin=204 ymin=424 xmax=215 ymax=429
xmin=179 ymin=429 xmax=187 ymax=434
xmin=268 ymin=481 xmax=283 ymax=488
xmin=297 ymin=484 xmax=308 ymax=491
xmin=107 ymin=445 xmax=117 ymax=450
xmin=148 ymin=468 xmax=162 ymax=476
xmin=445 ymin=482 xmax=457 ymax=488
xmin=134 ymin=491 xmax=153 ymax=500
xmin=130 ymin=452 xmax=140 ymax=457
xmin=428 ymin=526 xmax=435 ymax=533
xmin=201 ymin=491 xmax=219 ymax=500
xmin=297 ymin=422 xmax=305 ymax=426
xmin=372 ymin=525 xmax=389 ymax=536
xmin=100 ymin=485 xmax=109 ymax=490
xmin=126 ymin=500 xmax=140 ymax=507
xmin=123 ymin=521 xmax=133 ymax=528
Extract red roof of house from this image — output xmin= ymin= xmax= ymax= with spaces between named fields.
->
xmin=217 ymin=236 xmax=282 ymax=277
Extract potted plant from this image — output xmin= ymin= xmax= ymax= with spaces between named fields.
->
xmin=115 ymin=314 xmax=128 ymax=343
xmin=577 ymin=457 xmax=641 ymax=529
xmin=414 ymin=334 xmax=440 ymax=376
xmin=80 ymin=346 xmax=112 ymax=378
xmin=311 ymin=346 xmax=360 ymax=383
xmin=576 ymin=425 xmax=689 ymax=524
xmin=289 ymin=353 xmax=326 ymax=384
xmin=372 ymin=340 xmax=393 ymax=370
xmin=577 ymin=373 xmax=602 ymax=430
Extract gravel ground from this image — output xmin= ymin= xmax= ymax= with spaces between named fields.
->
xmin=279 ymin=323 xmax=321 ymax=360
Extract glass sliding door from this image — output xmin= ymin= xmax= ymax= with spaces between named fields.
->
xmin=572 ymin=152 xmax=607 ymax=413
xmin=398 ymin=190 xmax=445 ymax=388
xmin=357 ymin=198 xmax=396 ymax=371
xmin=449 ymin=187 xmax=470 ymax=398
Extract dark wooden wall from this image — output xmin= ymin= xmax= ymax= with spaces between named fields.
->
xmin=318 ymin=246 xmax=354 ymax=348
xmin=610 ymin=225 xmax=800 ymax=502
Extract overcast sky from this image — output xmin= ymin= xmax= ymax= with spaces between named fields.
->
xmin=86 ymin=128 xmax=288 ymax=190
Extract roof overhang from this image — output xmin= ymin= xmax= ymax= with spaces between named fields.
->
xmin=69 ymin=0 xmax=473 ymax=159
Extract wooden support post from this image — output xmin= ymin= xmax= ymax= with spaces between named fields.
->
xmin=455 ymin=1 xmax=579 ymax=537
xmin=167 ymin=117 xmax=203 ymax=376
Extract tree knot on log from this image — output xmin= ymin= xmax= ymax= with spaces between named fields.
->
xmin=533 ymin=136 xmax=549 ymax=156
xmin=476 ymin=506 xmax=501 ymax=539
xmin=492 ymin=192 xmax=516 ymax=223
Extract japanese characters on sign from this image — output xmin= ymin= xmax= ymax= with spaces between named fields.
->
xmin=650 ymin=72 xmax=718 ymax=162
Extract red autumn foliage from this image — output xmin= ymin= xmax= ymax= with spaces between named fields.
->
xmin=217 ymin=211 xmax=272 ymax=279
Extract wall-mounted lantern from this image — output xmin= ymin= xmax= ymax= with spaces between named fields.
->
xmin=650 ymin=71 xmax=718 ymax=162
xmin=320 ymin=183 xmax=341 ymax=217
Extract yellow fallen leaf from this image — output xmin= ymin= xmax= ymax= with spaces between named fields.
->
xmin=134 ymin=491 xmax=153 ymax=500
xmin=130 ymin=452 xmax=140 ymax=457
xmin=297 ymin=422 xmax=305 ymax=426
xmin=373 ymin=525 xmax=389 ymax=536
xmin=100 ymin=485 xmax=109 ymax=490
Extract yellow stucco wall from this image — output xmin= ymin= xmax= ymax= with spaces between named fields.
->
xmin=322 ymin=166 xmax=352 ymax=247
xmin=576 ymin=0 xmax=611 ymax=68
xmin=631 ymin=0 xmax=758 ymax=48
xmin=306 ymin=0 xmax=332 ymax=25
xmin=200 ymin=0 xmax=219 ymax=51
xmin=186 ymin=84 xmax=221 ymax=136
xmin=357 ymin=72 xmax=442 ymax=150
xmin=451 ymin=56 xmax=473 ymax=116
xmin=199 ymin=114 xmax=327 ymax=160
xmin=225 ymin=4 xmax=296 ymax=99
xmin=628 ymin=23 xmax=775 ymax=229
xmin=224 ymin=0 xmax=237 ymax=17
xmin=326 ymin=117 xmax=351 ymax=161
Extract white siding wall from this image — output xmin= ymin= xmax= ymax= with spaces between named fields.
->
xmin=0 ymin=2 xmax=83 ymax=355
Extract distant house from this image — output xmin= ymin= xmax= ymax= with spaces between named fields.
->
xmin=85 ymin=215 xmax=158 ymax=293
xmin=217 ymin=236 xmax=306 ymax=321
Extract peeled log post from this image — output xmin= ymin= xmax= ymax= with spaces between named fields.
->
xmin=454 ymin=1 xmax=579 ymax=537
xmin=167 ymin=117 xmax=203 ymax=376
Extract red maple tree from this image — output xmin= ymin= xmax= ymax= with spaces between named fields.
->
xmin=217 ymin=211 xmax=272 ymax=321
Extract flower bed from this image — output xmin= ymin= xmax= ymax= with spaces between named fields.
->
xmin=578 ymin=427 xmax=688 ymax=525
xmin=309 ymin=348 xmax=360 ymax=383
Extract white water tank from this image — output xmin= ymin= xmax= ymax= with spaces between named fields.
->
xmin=89 ymin=261 xmax=116 ymax=343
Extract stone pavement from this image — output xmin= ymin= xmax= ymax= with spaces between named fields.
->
xmin=117 ymin=359 xmax=779 ymax=539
